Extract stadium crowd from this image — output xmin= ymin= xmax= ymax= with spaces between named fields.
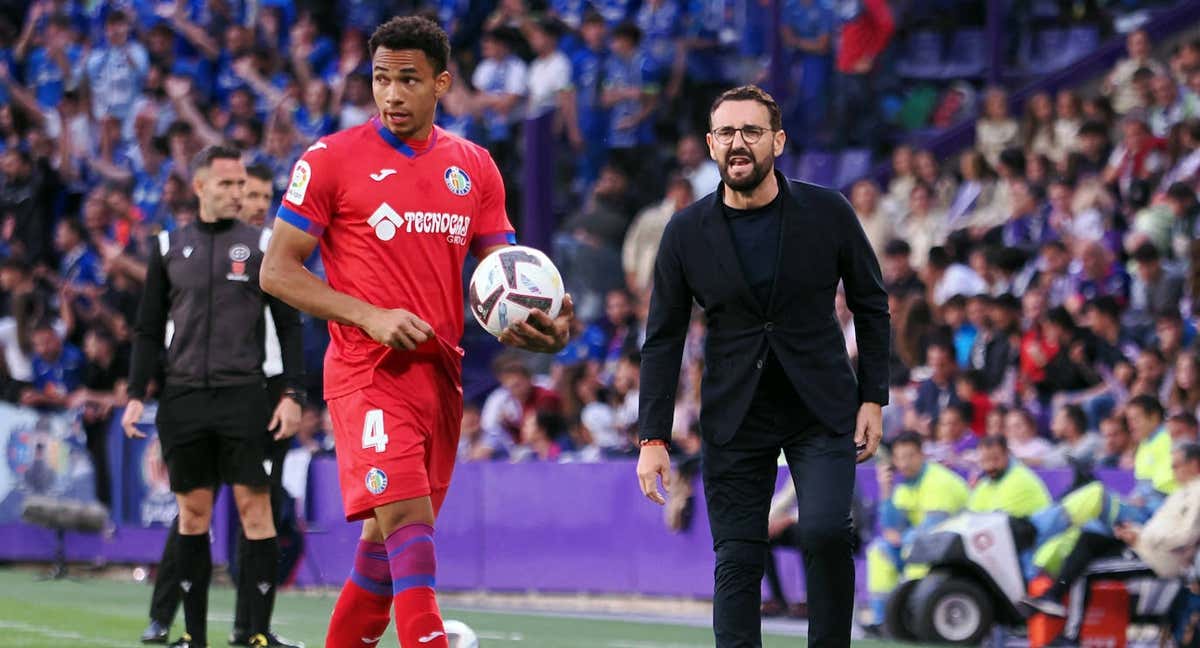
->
xmin=0 ymin=0 xmax=1198 ymax=508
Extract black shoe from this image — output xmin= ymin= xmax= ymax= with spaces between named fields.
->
xmin=168 ymin=634 xmax=208 ymax=648
xmin=235 ymin=631 xmax=303 ymax=648
xmin=140 ymin=620 xmax=170 ymax=644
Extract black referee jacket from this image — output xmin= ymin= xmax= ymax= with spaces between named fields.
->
xmin=127 ymin=219 xmax=303 ymax=399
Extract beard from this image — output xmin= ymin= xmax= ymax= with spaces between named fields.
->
xmin=718 ymin=147 xmax=773 ymax=193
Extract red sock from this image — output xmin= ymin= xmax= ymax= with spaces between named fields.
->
xmin=386 ymin=524 xmax=447 ymax=648
xmin=325 ymin=541 xmax=393 ymax=647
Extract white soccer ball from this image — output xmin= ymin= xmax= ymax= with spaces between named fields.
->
xmin=468 ymin=245 xmax=564 ymax=338
xmin=443 ymin=619 xmax=479 ymax=648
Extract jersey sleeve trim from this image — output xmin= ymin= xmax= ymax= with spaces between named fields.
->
xmin=276 ymin=205 xmax=325 ymax=237
xmin=471 ymin=231 xmax=517 ymax=257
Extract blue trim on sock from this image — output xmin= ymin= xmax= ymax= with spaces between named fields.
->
xmin=386 ymin=535 xmax=433 ymax=560
xmin=391 ymin=573 xmax=436 ymax=595
xmin=349 ymin=568 xmax=393 ymax=597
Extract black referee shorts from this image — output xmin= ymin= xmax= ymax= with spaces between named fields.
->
xmin=156 ymin=383 xmax=271 ymax=493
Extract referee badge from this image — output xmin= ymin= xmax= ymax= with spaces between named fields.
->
xmin=444 ymin=166 xmax=472 ymax=196
xmin=365 ymin=467 xmax=388 ymax=495
xmin=227 ymin=243 xmax=251 ymax=282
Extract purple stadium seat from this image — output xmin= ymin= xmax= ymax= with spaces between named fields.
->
xmin=796 ymin=152 xmax=837 ymax=187
xmin=1063 ymin=26 xmax=1100 ymax=66
xmin=1034 ymin=28 xmax=1070 ymax=70
xmin=941 ymin=29 xmax=987 ymax=78
xmin=834 ymin=149 xmax=873 ymax=189
xmin=896 ymin=30 xmax=944 ymax=79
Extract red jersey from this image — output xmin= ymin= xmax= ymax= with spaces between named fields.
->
xmin=277 ymin=118 xmax=515 ymax=401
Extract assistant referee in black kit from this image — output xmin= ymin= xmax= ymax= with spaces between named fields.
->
xmin=121 ymin=146 xmax=305 ymax=648
xmin=636 ymin=86 xmax=890 ymax=648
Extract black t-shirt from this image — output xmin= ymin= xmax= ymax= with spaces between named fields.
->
xmin=723 ymin=192 xmax=783 ymax=310
xmin=83 ymin=349 xmax=130 ymax=392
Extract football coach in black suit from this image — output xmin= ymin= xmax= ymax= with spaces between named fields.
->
xmin=636 ymin=85 xmax=890 ymax=648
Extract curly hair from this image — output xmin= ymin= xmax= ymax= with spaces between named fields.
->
xmin=369 ymin=15 xmax=451 ymax=74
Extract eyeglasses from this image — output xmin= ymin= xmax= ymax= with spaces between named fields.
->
xmin=710 ymin=125 xmax=772 ymax=145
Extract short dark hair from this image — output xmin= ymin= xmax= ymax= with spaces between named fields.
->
xmin=1078 ymin=120 xmax=1109 ymax=138
xmin=979 ymin=435 xmax=1008 ymax=452
xmin=927 ymin=246 xmax=952 ymax=270
xmin=1061 ymin=404 xmax=1087 ymax=434
xmin=1132 ymin=242 xmax=1161 ymax=263
xmin=1170 ymin=411 xmax=1199 ymax=429
xmin=1166 ymin=181 xmax=1197 ymax=204
xmin=710 ymin=85 xmax=782 ymax=132
xmin=884 ymin=238 xmax=912 ymax=257
xmin=1084 ymin=296 xmax=1121 ymax=322
xmin=1128 ymin=394 xmax=1165 ymax=421
xmin=1178 ymin=442 xmax=1200 ymax=466
xmin=59 ymin=218 xmax=87 ymax=241
xmin=191 ymin=144 xmax=242 ymax=175
xmin=941 ymin=401 xmax=973 ymax=423
xmin=369 ymin=15 xmax=450 ymax=74
xmin=612 ymin=21 xmax=642 ymax=45
xmin=245 ymin=162 xmax=273 ymax=184
xmin=892 ymin=431 xmax=924 ymax=452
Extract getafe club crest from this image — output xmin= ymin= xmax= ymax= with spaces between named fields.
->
xmin=444 ymin=166 xmax=471 ymax=196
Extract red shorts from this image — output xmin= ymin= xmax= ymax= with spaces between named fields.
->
xmin=326 ymin=345 xmax=463 ymax=521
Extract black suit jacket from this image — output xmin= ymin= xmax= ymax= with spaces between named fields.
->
xmin=638 ymin=172 xmax=890 ymax=445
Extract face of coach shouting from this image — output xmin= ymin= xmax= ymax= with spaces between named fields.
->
xmin=706 ymin=97 xmax=787 ymax=208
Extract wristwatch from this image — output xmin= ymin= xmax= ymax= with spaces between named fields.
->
xmin=640 ymin=439 xmax=668 ymax=449
xmin=282 ymin=389 xmax=307 ymax=408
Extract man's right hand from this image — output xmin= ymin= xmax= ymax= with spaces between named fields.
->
xmin=122 ymin=399 xmax=146 ymax=438
xmin=636 ymin=444 xmax=671 ymax=505
xmin=363 ymin=307 xmax=434 ymax=351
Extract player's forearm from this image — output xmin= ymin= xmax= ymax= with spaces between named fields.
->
xmin=260 ymin=258 xmax=380 ymax=331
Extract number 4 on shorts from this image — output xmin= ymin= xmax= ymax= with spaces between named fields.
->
xmin=363 ymin=409 xmax=389 ymax=452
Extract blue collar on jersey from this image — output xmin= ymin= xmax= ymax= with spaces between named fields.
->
xmin=371 ymin=116 xmax=438 ymax=158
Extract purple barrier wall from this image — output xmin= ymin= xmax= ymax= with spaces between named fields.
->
xmin=0 ymin=459 xmax=1139 ymax=602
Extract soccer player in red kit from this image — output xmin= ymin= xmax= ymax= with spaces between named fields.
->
xmin=260 ymin=16 xmax=572 ymax=648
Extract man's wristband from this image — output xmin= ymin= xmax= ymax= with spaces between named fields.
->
xmin=282 ymin=389 xmax=307 ymax=407
xmin=640 ymin=439 xmax=668 ymax=449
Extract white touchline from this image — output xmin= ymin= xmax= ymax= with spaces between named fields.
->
xmin=0 ymin=619 xmax=130 ymax=647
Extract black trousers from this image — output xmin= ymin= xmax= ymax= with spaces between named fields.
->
xmin=702 ymin=362 xmax=857 ymax=648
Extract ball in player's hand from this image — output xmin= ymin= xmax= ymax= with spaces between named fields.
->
xmin=469 ymin=245 xmax=564 ymax=338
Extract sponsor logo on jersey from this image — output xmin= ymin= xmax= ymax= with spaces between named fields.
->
xmin=370 ymin=168 xmax=397 ymax=182
xmin=307 ymin=141 xmax=328 ymax=152
xmin=365 ymin=467 xmax=388 ymax=495
xmin=182 ymin=246 xmax=193 ymax=258
xmin=286 ymin=161 xmax=311 ymax=205
xmin=367 ymin=203 xmax=472 ymax=245
xmin=444 ymin=166 xmax=471 ymax=196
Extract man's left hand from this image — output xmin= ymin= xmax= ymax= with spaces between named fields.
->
xmin=499 ymin=294 xmax=574 ymax=354
xmin=855 ymin=402 xmax=883 ymax=463
xmin=270 ymin=398 xmax=302 ymax=441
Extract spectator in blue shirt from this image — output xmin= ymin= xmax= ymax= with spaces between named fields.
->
xmin=82 ymin=10 xmax=149 ymax=133
xmin=55 ymin=218 xmax=102 ymax=288
xmin=292 ymin=79 xmax=336 ymax=143
xmin=22 ymin=321 xmax=84 ymax=410
xmin=781 ymin=0 xmax=834 ymax=143
xmin=603 ymin=23 xmax=659 ymax=173
xmin=129 ymin=135 xmax=175 ymax=224
xmin=635 ymin=0 xmax=682 ymax=80
xmin=565 ymin=12 xmax=611 ymax=192
xmin=24 ymin=15 xmax=82 ymax=110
